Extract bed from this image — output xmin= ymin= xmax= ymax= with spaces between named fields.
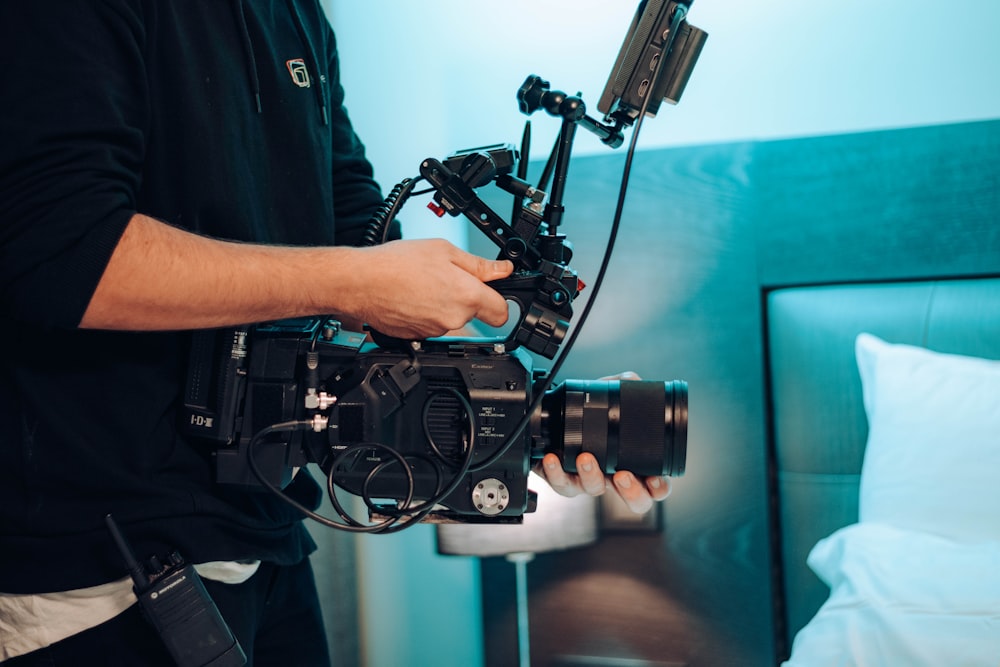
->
xmin=768 ymin=279 xmax=1000 ymax=665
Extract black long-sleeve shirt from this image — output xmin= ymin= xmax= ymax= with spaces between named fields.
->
xmin=0 ymin=0 xmax=386 ymax=593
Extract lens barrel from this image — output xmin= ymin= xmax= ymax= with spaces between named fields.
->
xmin=539 ymin=379 xmax=687 ymax=477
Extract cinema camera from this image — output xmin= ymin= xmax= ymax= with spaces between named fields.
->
xmin=181 ymin=0 xmax=705 ymax=531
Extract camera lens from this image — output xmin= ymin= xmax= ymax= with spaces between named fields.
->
xmin=538 ymin=379 xmax=687 ymax=477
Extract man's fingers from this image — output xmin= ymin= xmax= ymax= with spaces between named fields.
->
xmin=482 ymin=258 xmax=514 ymax=281
xmin=476 ymin=292 xmax=511 ymax=328
xmin=450 ymin=248 xmax=513 ymax=283
xmin=612 ymin=471 xmax=654 ymax=514
xmin=541 ymin=452 xmax=672 ymax=514
xmin=450 ymin=252 xmax=512 ymax=327
xmin=575 ymin=453 xmax=607 ymax=496
xmin=540 ymin=453 xmax=581 ymax=497
xmin=646 ymin=475 xmax=672 ymax=502
xmin=611 ymin=472 xmax=672 ymax=514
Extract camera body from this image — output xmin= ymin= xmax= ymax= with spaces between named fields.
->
xmin=183 ymin=318 xmax=545 ymax=521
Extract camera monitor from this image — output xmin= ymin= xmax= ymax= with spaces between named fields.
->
xmin=598 ymin=0 xmax=707 ymax=126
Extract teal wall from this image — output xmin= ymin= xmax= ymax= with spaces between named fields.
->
xmin=356 ymin=528 xmax=483 ymax=667
xmin=329 ymin=1 xmax=1000 ymax=220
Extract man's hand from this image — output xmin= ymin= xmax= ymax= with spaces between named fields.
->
xmin=80 ymin=216 xmax=513 ymax=336
xmin=533 ymin=370 xmax=672 ymax=515
xmin=346 ymin=238 xmax=513 ymax=340
xmin=535 ymin=452 xmax=671 ymax=515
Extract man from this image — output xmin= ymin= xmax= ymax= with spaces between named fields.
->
xmin=0 ymin=2 xmax=669 ymax=664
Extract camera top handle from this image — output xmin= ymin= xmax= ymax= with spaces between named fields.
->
xmin=418 ymin=143 xmax=583 ymax=360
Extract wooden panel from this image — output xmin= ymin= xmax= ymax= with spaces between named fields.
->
xmin=479 ymin=139 xmax=776 ymax=666
xmin=753 ymin=119 xmax=1000 ymax=288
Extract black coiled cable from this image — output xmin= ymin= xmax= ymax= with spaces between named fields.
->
xmin=361 ymin=177 xmax=421 ymax=247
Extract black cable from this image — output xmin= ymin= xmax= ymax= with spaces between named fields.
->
xmin=422 ymin=387 xmax=472 ymax=469
xmin=246 ymin=387 xmax=477 ymax=532
xmin=325 ymin=443 xmax=415 ymax=533
xmin=244 ymin=421 xmax=413 ymax=533
xmin=359 ymin=453 xmax=443 ymax=518
xmin=362 ymin=177 xmax=422 ymax=247
xmin=470 ymin=5 xmax=686 ymax=474
xmin=244 ymin=421 xmax=344 ymax=521
xmin=371 ymin=389 xmax=479 ymax=533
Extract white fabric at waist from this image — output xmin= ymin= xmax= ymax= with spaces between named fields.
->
xmin=0 ymin=560 xmax=260 ymax=662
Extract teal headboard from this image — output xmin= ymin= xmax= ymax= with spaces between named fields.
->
xmin=767 ymin=278 xmax=1000 ymax=643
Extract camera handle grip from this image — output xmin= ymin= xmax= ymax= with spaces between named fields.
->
xmin=365 ymin=266 xmax=576 ymax=361
xmin=488 ymin=268 xmax=578 ymax=360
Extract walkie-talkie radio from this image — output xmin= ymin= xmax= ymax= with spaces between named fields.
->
xmin=105 ymin=515 xmax=246 ymax=667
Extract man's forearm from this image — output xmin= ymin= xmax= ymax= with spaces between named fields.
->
xmin=79 ymin=213 xmax=514 ymax=337
xmin=79 ymin=214 xmax=358 ymax=330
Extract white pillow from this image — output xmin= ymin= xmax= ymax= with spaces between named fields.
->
xmin=783 ymin=523 xmax=1000 ymax=667
xmin=855 ymin=332 xmax=1000 ymax=542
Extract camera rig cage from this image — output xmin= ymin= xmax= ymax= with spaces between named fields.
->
xmin=180 ymin=1 xmax=704 ymax=533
